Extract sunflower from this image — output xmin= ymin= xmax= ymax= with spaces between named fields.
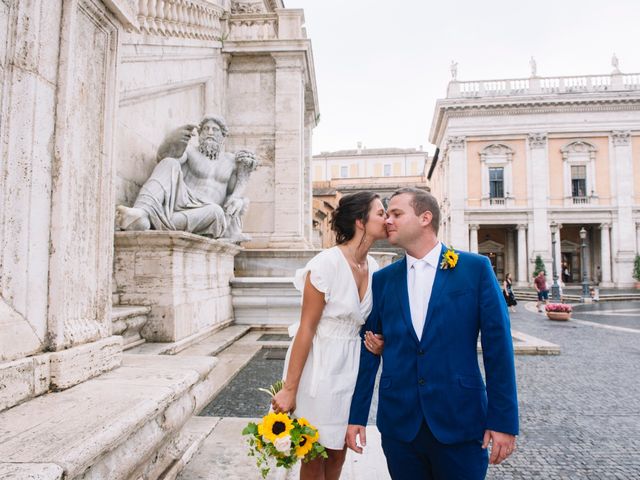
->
xmin=440 ymin=247 xmax=459 ymax=269
xmin=294 ymin=417 xmax=319 ymax=458
xmin=258 ymin=412 xmax=294 ymax=443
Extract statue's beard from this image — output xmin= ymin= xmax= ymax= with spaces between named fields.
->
xmin=199 ymin=138 xmax=221 ymax=160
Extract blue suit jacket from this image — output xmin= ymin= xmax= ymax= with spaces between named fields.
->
xmin=348 ymin=246 xmax=519 ymax=444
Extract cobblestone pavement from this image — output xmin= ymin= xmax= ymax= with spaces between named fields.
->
xmin=204 ymin=303 xmax=640 ymax=479
xmin=199 ymin=348 xmax=285 ymax=418
xmin=487 ymin=304 xmax=640 ymax=479
xmin=571 ymin=301 xmax=640 ymax=330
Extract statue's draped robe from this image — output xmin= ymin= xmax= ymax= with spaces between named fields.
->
xmin=134 ymin=157 xmax=226 ymax=237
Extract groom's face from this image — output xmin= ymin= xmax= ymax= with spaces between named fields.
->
xmin=385 ymin=193 xmax=428 ymax=248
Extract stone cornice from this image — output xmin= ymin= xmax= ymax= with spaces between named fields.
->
xmin=114 ymin=231 xmax=242 ymax=255
xmin=430 ymin=98 xmax=640 ymax=146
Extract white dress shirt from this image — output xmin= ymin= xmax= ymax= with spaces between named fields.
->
xmin=406 ymin=242 xmax=441 ymax=340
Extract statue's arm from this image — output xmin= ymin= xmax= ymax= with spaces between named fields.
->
xmin=156 ymin=124 xmax=198 ymax=163
xmin=223 ymin=150 xmax=259 ymax=216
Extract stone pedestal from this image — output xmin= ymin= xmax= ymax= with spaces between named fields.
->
xmin=113 ymin=232 xmax=241 ymax=342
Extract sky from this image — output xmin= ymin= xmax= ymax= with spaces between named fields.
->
xmin=284 ymin=0 xmax=640 ymax=155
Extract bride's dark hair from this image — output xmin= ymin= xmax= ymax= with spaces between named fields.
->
xmin=330 ymin=191 xmax=380 ymax=245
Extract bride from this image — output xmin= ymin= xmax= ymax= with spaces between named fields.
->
xmin=271 ymin=191 xmax=388 ymax=479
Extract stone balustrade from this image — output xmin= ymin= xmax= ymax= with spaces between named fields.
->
xmin=136 ymin=0 xmax=224 ymax=40
xmin=448 ymin=73 xmax=640 ymax=98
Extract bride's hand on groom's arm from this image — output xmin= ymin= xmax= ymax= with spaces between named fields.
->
xmin=346 ymin=425 xmax=367 ymax=454
xmin=271 ymin=385 xmax=296 ymax=413
xmin=364 ymin=331 xmax=384 ymax=355
xmin=482 ymin=430 xmax=516 ymax=464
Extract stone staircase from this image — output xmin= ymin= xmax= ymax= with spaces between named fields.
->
xmin=0 ymin=323 xmax=259 ymax=480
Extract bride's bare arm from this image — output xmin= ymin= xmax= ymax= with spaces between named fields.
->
xmin=271 ymin=275 xmax=325 ymax=413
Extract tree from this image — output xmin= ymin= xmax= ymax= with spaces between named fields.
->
xmin=533 ymin=255 xmax=546 ymax=277
xmin=633 ymin=254 xmax=640 ymax=282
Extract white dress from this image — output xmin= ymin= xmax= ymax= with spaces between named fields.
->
xmin=283 ymin=247 xmax=379 ymax=450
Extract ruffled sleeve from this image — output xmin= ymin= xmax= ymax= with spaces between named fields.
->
xmin=293 ymin=250 xmax=335 ymax=302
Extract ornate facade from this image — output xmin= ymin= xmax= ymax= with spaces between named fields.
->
xmin=429 ymin=71 xmax=640 ymax=287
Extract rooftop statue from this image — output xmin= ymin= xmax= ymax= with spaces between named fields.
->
xmin=116 ymin=115 xmax=259 ymax=243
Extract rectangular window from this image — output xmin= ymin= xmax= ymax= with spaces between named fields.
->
xmin=489 ymin=167 xmax=504 ymax=198
xmin=383 ymin=164 xmax=392 ymax=177
xmin=571 ymin=165 xmax=587 ymax=197
xmin=340 ymin=165 xmax=348 ymax=178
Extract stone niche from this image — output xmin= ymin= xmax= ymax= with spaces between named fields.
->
xmin=113 ymin=231 xmax=240 ymax=342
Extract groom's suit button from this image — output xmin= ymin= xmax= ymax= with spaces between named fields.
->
xmin=418 ymin=349 xmax=424 ymax=355
xmin=418 ymin=378 xmax=425 ymax=385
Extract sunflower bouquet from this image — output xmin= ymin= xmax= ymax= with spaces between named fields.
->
xmin=242 ymin=382 xmax=327 ymax=478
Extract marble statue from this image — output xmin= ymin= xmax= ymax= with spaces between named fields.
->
xmin=611 ymin=53 xmax=621 ymax=74
xmin=116 ymin=115 xmax=259 ymax=243
xmin=529 ymin=56 xmax=537 ymax=77
xmin=450 ymin=60 xmax=458 ymax=81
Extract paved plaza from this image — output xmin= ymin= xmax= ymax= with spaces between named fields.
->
xmin=488 ymin=301 xmax=640 ymax=479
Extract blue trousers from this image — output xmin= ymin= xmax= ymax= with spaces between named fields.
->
xmin=381 ymin=421 xmax=489 ymax=480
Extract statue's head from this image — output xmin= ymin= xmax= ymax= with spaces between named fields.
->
xmin=198 ymin=115 xmax=228 ymax=159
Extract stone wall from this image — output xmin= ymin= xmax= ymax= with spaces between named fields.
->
xmin=1 ymin=0 xmax=319 ymax=411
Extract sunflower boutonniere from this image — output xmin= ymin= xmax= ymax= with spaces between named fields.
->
xmin=440 ymin=246 xmax=458 ymax=270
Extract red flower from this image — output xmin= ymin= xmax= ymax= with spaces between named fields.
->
xmin=545 ymin=303 xmax=572 ymax=313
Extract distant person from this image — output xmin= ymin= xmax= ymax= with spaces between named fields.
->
xmin=503 ymin=273 xmax=517 ymax=313
xmin=270 ymin=191 xmax=388 ymax=479
xmin=534 ymin=271 xmax=549 ymax=313
xmin=561 ymin=263 xmax=570 ymax=283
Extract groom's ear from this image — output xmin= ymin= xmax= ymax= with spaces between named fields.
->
xmin=420 ymin=210 xmax=433 ymax=227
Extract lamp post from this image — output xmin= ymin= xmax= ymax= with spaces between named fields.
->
xmin=579 ymin=227 xmax=589 ymax=300
xmin=550 ymin=221 xmax=560 ymax=302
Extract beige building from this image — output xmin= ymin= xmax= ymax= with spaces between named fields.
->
xmin=311 ymin=147 xmax=430 ymax=248
xmin=429 ymin=70 xmax=640 ymax=287
xmin=314 ymin=145 xmax=428 ymax=181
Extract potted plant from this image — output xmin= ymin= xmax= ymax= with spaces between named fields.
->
xmin=545 ymin=303 xmax=572 ymax=321
xmin=533 ymin=255 xmax=546 ymax=277
xmin=634 ymin=254 xmax=640 ymax=289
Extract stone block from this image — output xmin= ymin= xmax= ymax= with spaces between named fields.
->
xmin=49 ymin=336 xmax=123 ymax=391
xmin=0 ymin=463 xmax=64 ymax=480
xmin=114 ymin=232 xmax=240 ymax=342
xmin=0 ymin=353 xmax=51 ymax=413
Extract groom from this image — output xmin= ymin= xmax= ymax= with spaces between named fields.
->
xmin=347 ymin=188 xmax=518 ymax=479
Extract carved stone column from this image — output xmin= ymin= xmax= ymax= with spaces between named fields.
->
xmin=268 ymin=52 xmax=309 ymax=247
xmin=446 ymin=136 xmax=469 ymax=250
xmin=554 ymin=223 xmax=562 ymax=285
xmin=599 ymin=223 xmax=613 ymax=286
xmin=506 ymin=228 xmax=516 ymax=281
xmin=469 ymin=224 xmax=479 ymax=253
xmin=611 ymin=131 xmax=635 ymax=286
xmin=527 ymin=133 xmax=551 ymax=271
xmin=517 ymin=224 xmax=528 ymax=285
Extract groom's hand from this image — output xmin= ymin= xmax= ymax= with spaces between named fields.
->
xmin=346 ymin=424 xmax=367 ymax=454
xmin=482 ymin=430 xmax=516 ymax=464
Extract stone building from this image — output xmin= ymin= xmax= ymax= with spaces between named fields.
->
xmin=428 ymin=70 xmax=640 ymax=287
xmin=311 ymin=146 xmax=430 ymax=248
xmin=0 ymin=0 xmax=317 ymax=477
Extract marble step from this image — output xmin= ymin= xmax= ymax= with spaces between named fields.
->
xmin=126 ymin=320 xmax=240 ymax=356
xmin=0 ymin=354 xmax=219 ymax=480
xmin=231 ymin=277 xmax=300 ymax=325
xmin=111 ymin=305 xmax=151 ymax=350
